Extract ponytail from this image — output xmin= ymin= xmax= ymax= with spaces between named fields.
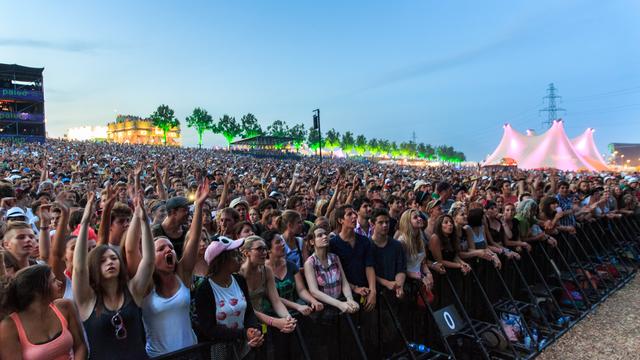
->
xmin=277 ymin=210 xmax=301 ymax=233
xmin=275 ymin=215 xmax=284 ymax=233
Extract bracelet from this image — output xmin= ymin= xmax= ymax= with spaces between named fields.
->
xmin=268 ymin=318 xmax=274 ymax=327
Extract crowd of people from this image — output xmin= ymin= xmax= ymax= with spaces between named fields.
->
xmin=0 ymin=139 xmax=639 ymax=360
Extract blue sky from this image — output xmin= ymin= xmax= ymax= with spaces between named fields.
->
xmin=3 ymin=1 xmax=639 ymax=160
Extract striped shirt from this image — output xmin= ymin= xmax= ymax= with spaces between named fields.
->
xmin=556 ymin=193 xmax=577 ymax=227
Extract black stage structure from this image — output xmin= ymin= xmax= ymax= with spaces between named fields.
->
xmin=0 ymin=63 xmax=45 ymax=142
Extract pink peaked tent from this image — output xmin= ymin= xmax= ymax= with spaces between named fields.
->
xmin=484 ymin=120 xmax=608 ymax=171
xmin=571 ymin=129 xmax=609 ymax=171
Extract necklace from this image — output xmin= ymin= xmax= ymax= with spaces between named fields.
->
xmin=214 ymin=276 xmax=232 ymax=287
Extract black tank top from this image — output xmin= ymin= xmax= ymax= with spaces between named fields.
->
xmin=83 ymin=288 xmax=148 ymax=359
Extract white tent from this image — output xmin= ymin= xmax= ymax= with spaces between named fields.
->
xmin=571 ymin=128 xmax=609 ymax=171
xmin=484 ymin=120 xmax=607 ymax=171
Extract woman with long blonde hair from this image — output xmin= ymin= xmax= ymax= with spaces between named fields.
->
xmin=396 ymin=209 xmax=434 ymax=290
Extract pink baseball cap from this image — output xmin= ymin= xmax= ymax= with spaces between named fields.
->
xmin=204 ymin=236 xmax=244 ymax=265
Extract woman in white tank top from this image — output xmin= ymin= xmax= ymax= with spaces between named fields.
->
xmin=125 ymin=181 xmax=209 ymax=357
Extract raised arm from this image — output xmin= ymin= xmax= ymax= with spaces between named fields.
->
xmin=178 ymin=178 xmax=209 ymax=286
xmin=97 ymin=183 xmax=116 ymax=246
xmin=217 ymin=171 xmax=233 ymax=210
xmin=345 ymin=174 xmax=360 ymax=206
xmin=72 ymin=193 xmax=96 ymax=317
xmin=323 ymin=174 xmax=343 ymax=217
xmin=162 ymin=166 xmax=170 ymax=191
xmin=39 ymin=157 xmax=48 ymax=183
xmin=37 ymin=207 xmax=52 ymax=262
xmin=124 ymin=196 xmax=143 ymax=278
xmin=50 ymin=197 xmax=70 ymax=282
xmin=129 ymin=192 xmax=155 ymax=305
xmin=154 ymin=164 xmax=168 ymax=200
xmin=133 ymin=164 xmax=143 ymax=192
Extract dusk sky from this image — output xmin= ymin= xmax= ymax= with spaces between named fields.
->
xmin=3 ymin=1 xmax=639 ymax=160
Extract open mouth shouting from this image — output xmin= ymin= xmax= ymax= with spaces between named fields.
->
xmin=165 ymin=253 xmax=175 ymax=267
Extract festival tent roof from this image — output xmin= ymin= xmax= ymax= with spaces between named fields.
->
xmin=483 ymin=123 xmax=530 ymax=166
xmin=231 ymin=135 xmax=294 ymax=147
xmin=484 ymin=120 xmax=602 ymax=171
xmin=571 ymin=129 xmax=609 ymax=171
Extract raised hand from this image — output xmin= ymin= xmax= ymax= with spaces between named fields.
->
xmin=39 ymin=206 xmax=52 ymax=229
xmin=224 ymin=171 xmax=234 ymax=185
xmin=195 ymin=178 xmax=210 ymax=205
xmin=54 ymin=192 xmax=71 ymax=215
xmin=105 ymin=182 xmax=117 ymax=206
xmin=82 ymin=193 xmax=96 ymax=224
xmin=133 ymin=191 xmax=147 ymax=220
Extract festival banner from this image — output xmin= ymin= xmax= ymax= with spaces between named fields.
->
xmin=0 ymin=88 xmax=44 ymax=102
xmin=0 ymin=112 xmax=44 ymax=122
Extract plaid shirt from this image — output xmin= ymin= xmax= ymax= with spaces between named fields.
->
xmin=355 ymin=220 xmax=373 ymax=239
xmin=309 ymin=253 xmax=342 ymax=299
xmin=556 ymin=193 xmax=577 ymax=227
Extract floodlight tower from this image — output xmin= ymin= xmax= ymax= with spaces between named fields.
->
xmin=539 ymin=83 xmax=565 ymax=129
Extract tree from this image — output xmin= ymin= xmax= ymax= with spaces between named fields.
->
xmin=341 ymin=131 xmax=355 ymax=153
xmin=390 ymin=141 xmax=401 ymax=157
xmin=185 ymin=107 xmax=214 ymax=148
xmin=400 ymin=141 xmax=417 ymax=158
xmin=355 ymin=134 xmax=367 ymax=155
xmin=214 ymin=114 xmax=241 ymax=147
xmin=368 ymin=138 xmax=380 ymax=156
xmin=324 ymin=129 xmax=341 ymax=150
xmin=240 ymin=113 xmax=263 ymax=138
xmin=307 ymin=128 xmax=321 ymax=151
xmin=150 ymin=104 xmax=180 ymax=145
xmin=288 ymin=123 xmax=307 ymax=151
xmin=379 ymin=139 xmax=391 ymax=157
xmin=267 ymin=120 xmax=289 ymax=137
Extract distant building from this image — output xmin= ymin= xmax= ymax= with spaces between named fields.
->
xmin=0 ymin=63 xmax=45 ymax=142
xmin=66 ymin=126 xmax=108 ymax=141
xmin=609 ymin=143 xmax=640 ymax=168
xmin=106 ymin=115 xmax=181 ymax=146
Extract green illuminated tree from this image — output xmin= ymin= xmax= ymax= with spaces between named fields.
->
xmin=288 ymin=123 xmax=307 ymax=150
xmin=267 ymin=120 xmax=289 ymax=137
xmin=240 ymin=113 xmax=263 ymax=138
xmin=325 ymin=129 xmax=341 ymax=150
xmin=368 ymin=138 xmax=380 ymax=156
xmin=150 ymin=104 xmax=180 ymax=145
xmin=379 ymin=139 xmax=391 ymax=157
xmin=341 ymin=131 xmax=355 ymax=154
xmin=185 ymin=107 xmax=214 ymax=148
xmin=214 ymin=114 xmax=241 ymax=147
xmin=390 ymin=141 xmax=401 ymax=157
xmin=399 ymin=141 xmax=417 ymax=158
xmin=307 ymin=128 xmax=321 ymax=151
xmin=355 ymin=134 xmax=367 ymax=155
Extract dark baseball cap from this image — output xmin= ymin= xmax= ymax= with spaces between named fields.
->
xmin=165 ymin=196 xmax=190 ymax=211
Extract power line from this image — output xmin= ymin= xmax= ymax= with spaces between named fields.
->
xmin=565 ymin=85 xmax=640 ymax=102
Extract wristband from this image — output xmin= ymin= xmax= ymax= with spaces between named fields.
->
xmin=268 ymin=318 xmax=274 ymax=327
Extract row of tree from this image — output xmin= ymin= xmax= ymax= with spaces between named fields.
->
xmin=149 ymin=104 xmax=466 ymax=161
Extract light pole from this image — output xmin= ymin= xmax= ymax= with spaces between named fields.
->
xmin=313 ymin=109 xmax=322 ymax=161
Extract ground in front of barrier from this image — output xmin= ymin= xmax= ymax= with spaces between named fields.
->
xmin=538 ymin=274 xmax=640 ymax=360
